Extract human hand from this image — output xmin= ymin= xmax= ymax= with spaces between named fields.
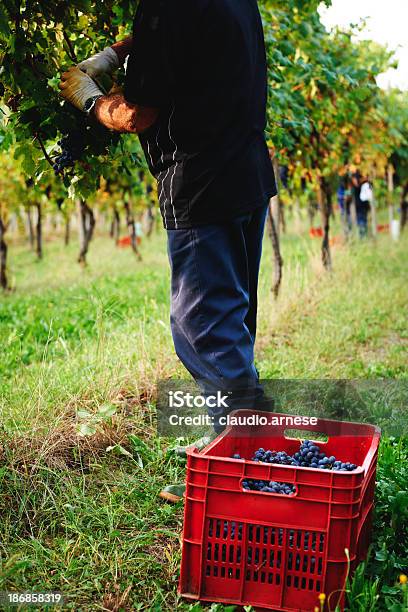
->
xmin=78 ymin=47 xmax=119 ymax=79
xmin=59 ymin=66 xmax=103 ymax=111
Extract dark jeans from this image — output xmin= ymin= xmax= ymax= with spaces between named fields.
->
xmin=167 ymin=202 xmax=269 ymax=432
xmin=356 ymin=202 xmax=369 ymax=238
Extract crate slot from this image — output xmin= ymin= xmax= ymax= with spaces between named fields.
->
xmin=205 ymin=518 xmax=244 ymax=581
xmin=284 ymin=530 xmax=326 ymax=592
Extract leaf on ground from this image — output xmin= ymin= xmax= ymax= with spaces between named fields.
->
xmin=106 ymin=444 xmax=133 ymax=458
xmin=77 ymin=423 xmax=97 ymax=437
xmin=77 ymin=409 xmax=92 ymax=419
xmin=98 ymin=403 xmax=117 ymax=418
xmin=381 ymin=585 xmax=401 ymax=595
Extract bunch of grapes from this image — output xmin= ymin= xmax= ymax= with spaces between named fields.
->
xmin=53 ymin=111 xmax=120 ymax=176
xmin=53 ymin=129 xmax=86 ymax=175
xmin=231 ymin=440 xmax=358 ymax=472
xmin=242 ymin=479 xmax=296 ymax=495
xmin=252 ymin=448 xmax=298 ymax=466
xmin=295 ymin=440 xmax=357 ymax=471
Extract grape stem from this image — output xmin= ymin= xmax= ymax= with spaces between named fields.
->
xmin=35 ymin=132 xmax=55 ymax=170
xmin=63 ymin=31 xmax=78 ymax=63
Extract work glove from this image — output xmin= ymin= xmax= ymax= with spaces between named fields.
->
xmin=59 ymin=66 xmax=103 ymax=111
xmin=78 ymin=47 xmax=120 ymax=79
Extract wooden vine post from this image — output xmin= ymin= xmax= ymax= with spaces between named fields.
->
xmin=78 ymin=200 xmax=95 ymax=266
xmin=0 ymin=216 xmax=8 ymax=290
xmin=318 ymin=177 xmax=332 ymax=271
xmin=387 ymin=163 xmax=395 ymax=229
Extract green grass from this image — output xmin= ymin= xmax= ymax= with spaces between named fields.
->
xmin=0 ymin=224 xmax=407 ymax=610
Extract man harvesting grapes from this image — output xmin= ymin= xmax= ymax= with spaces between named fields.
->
xmin=60 ymin=0 xmax=276 ymax=500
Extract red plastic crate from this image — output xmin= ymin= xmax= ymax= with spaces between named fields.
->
xmin=179 ymin=410 xmax=381 ymax=611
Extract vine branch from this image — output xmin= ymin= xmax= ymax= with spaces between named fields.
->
xmin=63 ymin=32 xmax=78 ymax=63
xmin=35 ymin=132 xmax=54 ymax=169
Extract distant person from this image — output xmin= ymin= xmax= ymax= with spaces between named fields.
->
xmin=337 ymin=178 xmax=352 ymax=235
xmin=351 ymin=170 xmax=361 ymax=216
xmin=357 ymin=176 xmax=373 ymax=238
